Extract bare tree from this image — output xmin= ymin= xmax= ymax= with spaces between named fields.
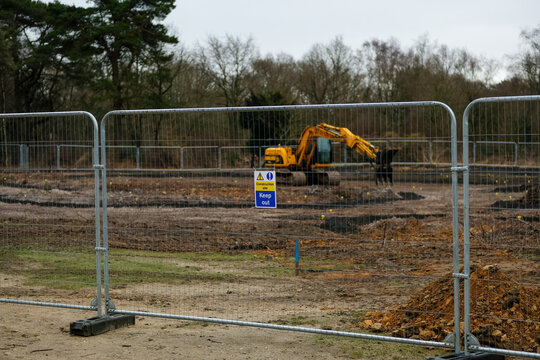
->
xmin=296 ymin=36 xmax=364 ymax=104
xmin=517 ymin=25 xmax=540 ymax=93
xmin=197 ymin=35 xmax=258 ymax=107
xmin=250 ymin=53 xmax=299 ymax=103
xmin=360 ymin=38 xmax=405 ymax=102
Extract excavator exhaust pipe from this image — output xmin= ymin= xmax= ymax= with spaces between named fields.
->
xmin=375 ymin=149 xmax=398 ymax=185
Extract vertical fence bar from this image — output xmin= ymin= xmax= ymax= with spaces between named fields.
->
xmin=429 ymin=140 xmax=433 ymax=165
xmin=57 ymin=145 xmax=61 ymax=170
xmin=180 ymin=147 xmax=184 ymax=169
xmin=462 ymin=102 xmax=472 ymax=355
xmin=449 ymin=101 xmax=462 ymax=354
xmin=514 ymin=142 xmax=519 ymax=167
xmin=100 ymin=118 xmax=110 ymax=314
xmin=91 ymin=115 xmax=103 ymax=317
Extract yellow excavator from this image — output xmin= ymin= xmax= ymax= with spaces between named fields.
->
xmin=264 ymin=123 xmax=398 ymax=186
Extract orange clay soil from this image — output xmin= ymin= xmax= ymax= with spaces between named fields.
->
xmin=360 ymin=264 xmax=540 ymax=353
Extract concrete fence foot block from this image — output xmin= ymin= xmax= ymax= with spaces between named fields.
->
xmin=70 ymin=314 xmax=135 ymax=336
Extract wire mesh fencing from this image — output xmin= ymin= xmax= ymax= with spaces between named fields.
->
xmin=100 ymin=102 xmax=458 ymax=349
xmin=463 ymin=96 xmax=540 ymax=358
xmin=0 ymin=111 xmax=101 ymax=313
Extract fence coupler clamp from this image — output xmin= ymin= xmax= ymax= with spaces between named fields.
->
xmin=90 ymin=297 xmax=99 ymax=309
xmin=453 ymin=272 xmax=470 ymax=280
xmin=106 ymin=299 xmax=116 ymax=313
xmin=443 ymin=332 xmax=457 ymax=347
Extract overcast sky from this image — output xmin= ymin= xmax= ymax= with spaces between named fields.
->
xmin=51 ymin=0 xmax=539 ymax=67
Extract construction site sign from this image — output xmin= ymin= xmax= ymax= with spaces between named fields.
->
xmin=254 ymin=170 xmax=276 ymax=208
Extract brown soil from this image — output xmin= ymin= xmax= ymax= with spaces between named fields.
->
xmin=361 ymin=265 xmax=540 ymax=353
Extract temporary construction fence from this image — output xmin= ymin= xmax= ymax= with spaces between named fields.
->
xmin=98 ymin=102 xmax=460 ymax=352
xmin=0 ymin=111 xmax=102 ymax=315
xmin=1 ymin=98 xmax=539 ymax=358
xmin=462 ymin=96 xmax=540 ymax=359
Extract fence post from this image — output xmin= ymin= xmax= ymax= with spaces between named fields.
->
xmin=19 ymin=144 xmax=28 ymax=170
xmin=514 ymin=142 xmax=518 ymax=167
xmin=180 ymin=147 xmax=184 ymax=169
xmin=57 ymin=145 xmax=61 ymax=170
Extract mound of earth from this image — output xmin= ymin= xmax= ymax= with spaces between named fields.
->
xmin=359 ymin=265 xmax=540 ymax=353
xmin=525 ymin=184 xmax=540 ymax=205
xmin=491 ymin=183 xmax=540 ymax=209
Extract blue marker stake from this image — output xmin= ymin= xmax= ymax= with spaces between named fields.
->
xmin=295 ymin=238 xmax=300 ymax=276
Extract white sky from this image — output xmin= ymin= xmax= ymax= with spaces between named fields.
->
xmin=50 ymin=0 xmax=539 ymax=70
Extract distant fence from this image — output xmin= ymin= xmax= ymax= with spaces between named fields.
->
xmin=7 ymin=140 xmax=540 ymax=171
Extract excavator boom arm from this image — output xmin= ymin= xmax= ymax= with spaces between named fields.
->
xmin=295 ymin=123 xmax=379 ymax=167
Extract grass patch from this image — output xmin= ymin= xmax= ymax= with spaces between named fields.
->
xmin=113 ymin=248 xmax=254 ymax=262
xmin=252 ymin=265 xmax=295 ymax=278
xmin=0 ymin=246 xmax=251 ymax=290
xmin=2 ymin=246 xmax=97 ymax=290
xmin=109 ymin=253 xmax=236 ymax=285
xmin=1 ymin=244 xmax=365 ymax=290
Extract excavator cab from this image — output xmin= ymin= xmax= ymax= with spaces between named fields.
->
xmin=315 ymin=137 xmax=332 ymax=164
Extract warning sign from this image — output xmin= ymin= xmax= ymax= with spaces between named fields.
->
xmin=254 ymin=170 xmax=276 ymax=208
xmin=255 ymin=181 xmax=275 ymax=192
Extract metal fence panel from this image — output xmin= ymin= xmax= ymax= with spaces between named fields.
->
xmin=463 ymin=96 xmax=540 ymax=358
xmin=100 ymin=102 xmax=458 ymax=351
xmin=0 ymin=111 xmax=101 ymax=315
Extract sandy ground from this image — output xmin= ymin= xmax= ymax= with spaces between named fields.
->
xmin=0 ymin=303 xmax=447 ymax=360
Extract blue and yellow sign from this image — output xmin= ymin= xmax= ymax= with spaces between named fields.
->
xmin=254 ymin=170 xmax=276 ymax=208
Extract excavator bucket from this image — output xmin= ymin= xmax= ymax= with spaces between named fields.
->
xmin=375 ymin=149 xmax=399 ymax=185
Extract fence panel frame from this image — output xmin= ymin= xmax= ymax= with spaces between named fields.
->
xmin=0 ymin=111 xmax=102 ymax=316
xmin=462 ymin=95 xmax=540 ymax=359
xmin=100 ymin=101 xmax=460 ymax=351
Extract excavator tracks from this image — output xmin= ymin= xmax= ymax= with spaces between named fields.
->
xmin=275 ymin=170 xmax=340 ymax=186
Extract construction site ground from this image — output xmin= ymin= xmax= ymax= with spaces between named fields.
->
xmin=0 ymin=171 xmax=538 ymax=359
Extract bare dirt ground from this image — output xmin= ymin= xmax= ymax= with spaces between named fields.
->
xmin=1 ymin=171 xmax=539 ymax=358
xmin=1 ymin=302 xmax=379 ymax=360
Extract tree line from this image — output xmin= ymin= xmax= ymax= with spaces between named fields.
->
xmin=1 ymin=0 xmax=539 ymax=120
